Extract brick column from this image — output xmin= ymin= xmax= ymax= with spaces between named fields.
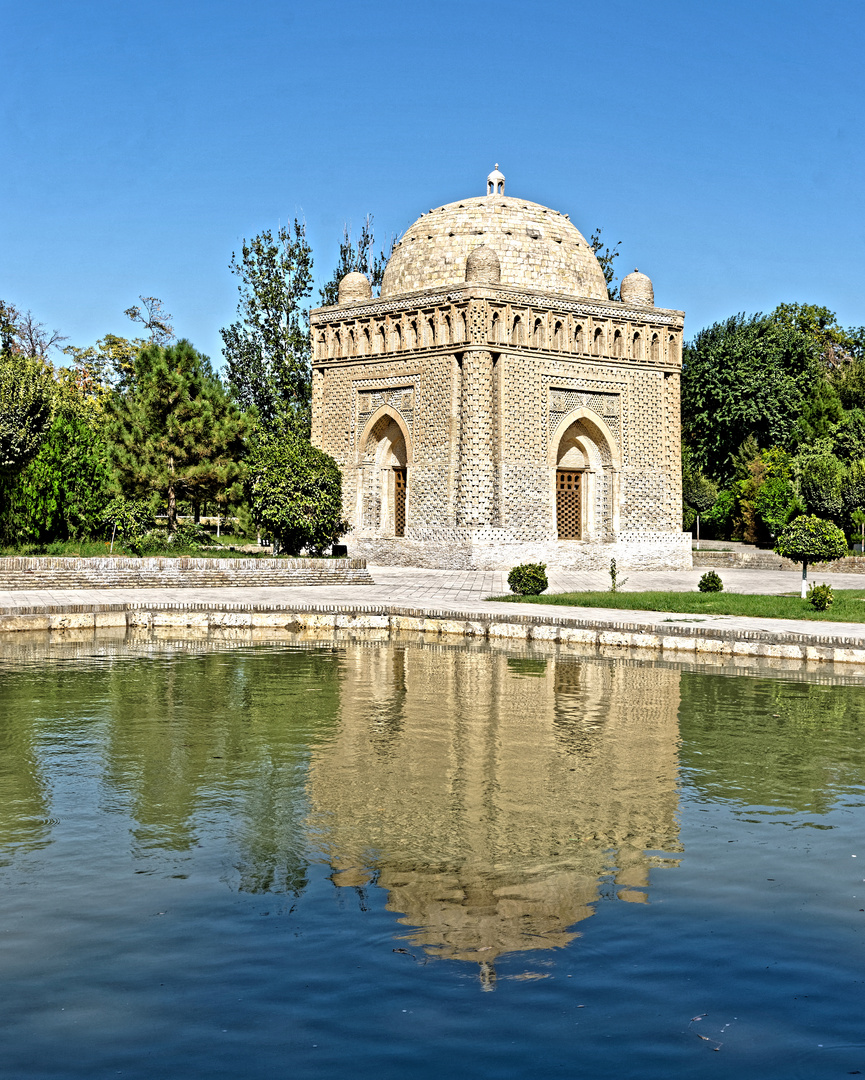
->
xmin=457 ymin=349 xmax=496 ymax=525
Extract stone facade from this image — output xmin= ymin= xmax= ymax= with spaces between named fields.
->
xmin=310 ymin=170 xmax=690 ymax=570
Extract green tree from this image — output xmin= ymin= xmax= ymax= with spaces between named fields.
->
xmin=682 ymin=313 xmax=819 ymax=478
xmin=752 ymin=447 xmax=800 ymax=541
xmin=682 ymin=447 xmax=717 ymax=548
xmin=843 ymin=459 xmax=865 ymax=538
xmin=220 ymin=221 xmax=313 ymax=431
xmin=775 ymin=515 xmax=848 ymax=598
xmin=793 ymin=377 xmax=843 ymax=445
xmin=107 ymin=340 xmax=248 ymax=531
xmin=246 ymin=425 xmax=346 ymax=556
xmin=589 ymin=228 xmax=621 ymax=300
xmin=123 ymin=296 xmax=174 ymax=346
xmin=772 ymin=302 xmax=860 ymax=369
xmin=63 ymin=333 xmax=147 ymax=397
xmin=0 ymin=352 xmax=55 ymax=481
xmin=797 ymin=447 xmax=845 ymax=522
xmin=318 ymin=215 xmax=392 ymax=307
xmin=831 ymin=408 xmax=865 ymax=461
xmin=0 ymin=409 xmax=114 ymax=543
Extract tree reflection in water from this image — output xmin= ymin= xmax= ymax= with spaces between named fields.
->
xmin=306 ymin=640 xmax=682 ymax=987
xmin=10 ymin=631 xmax=864 ymax=992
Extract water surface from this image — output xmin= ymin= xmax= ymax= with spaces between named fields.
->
xmin=1 ymin=633 xmax=864 ymax=1078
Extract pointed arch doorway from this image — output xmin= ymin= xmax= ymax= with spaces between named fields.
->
xmin=357 ymin=409 xmax=411 ymax=537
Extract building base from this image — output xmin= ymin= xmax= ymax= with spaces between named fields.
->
xmin=348 ymin=530 xmax=692 ymax=571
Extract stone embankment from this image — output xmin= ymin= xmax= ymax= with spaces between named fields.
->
xmin=0 ymin=557 xmax=373 ymax=590
xmin=3 ymin=600 xmax=865 ymax=667
xmin=693 ymin=550 xmax=865 ymax=573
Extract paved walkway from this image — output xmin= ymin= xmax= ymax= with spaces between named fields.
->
xmin=4 ymin=564 xmax=865 ymax=647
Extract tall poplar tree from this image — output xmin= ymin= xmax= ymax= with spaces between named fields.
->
xmin=220 ymin=221 xmax=313 ymax=432
xmin=108 ymin=340 xmax=248 ymax=531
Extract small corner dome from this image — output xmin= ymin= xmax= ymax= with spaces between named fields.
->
xmin=338 ymin=271 xmax=372 ymax=304
xmin=620 ymin=268 xmax=654 ymax=308
xmin=465 ymin=245 xmax=501 ymax=285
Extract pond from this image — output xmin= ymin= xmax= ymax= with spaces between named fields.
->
xmin=1 ymin=632 xmax=864 ymax=1079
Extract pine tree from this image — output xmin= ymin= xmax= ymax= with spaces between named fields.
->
xmin=107 ymin=340 xmax=248 ymax=531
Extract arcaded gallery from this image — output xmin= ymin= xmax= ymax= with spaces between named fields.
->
xmin=310 ymin=167 xmax=690 ymax=570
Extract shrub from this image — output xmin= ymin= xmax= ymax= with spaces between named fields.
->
xmin=698 ymin=570 xmax=724 ymax=593
xmin=776 ymin=514 xmax=848 ymax=598
xmin=807 ymin=582 xmax=834 ymax=610
xmin=507 ymin=563 xmax=548 ymax=596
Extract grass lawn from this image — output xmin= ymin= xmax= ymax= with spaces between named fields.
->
xmin=489 ymin=589 xmax=865 ymax=623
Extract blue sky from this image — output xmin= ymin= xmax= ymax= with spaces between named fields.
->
xmin=2 ymin=0 xmax=863 ymax=367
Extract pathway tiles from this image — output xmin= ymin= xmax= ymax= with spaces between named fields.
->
xmin=3 ymin=565 xmax=865 ymax=648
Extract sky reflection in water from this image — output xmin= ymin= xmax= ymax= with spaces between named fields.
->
xmin=1 ymin=632 xmax=864 ymax=1079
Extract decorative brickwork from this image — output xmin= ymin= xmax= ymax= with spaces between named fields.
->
xmin=311 ymin=178 xmax=689 ymax=571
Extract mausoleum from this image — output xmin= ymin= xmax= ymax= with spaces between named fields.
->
xmin=310 ymin=167 xmax=690 ymax=570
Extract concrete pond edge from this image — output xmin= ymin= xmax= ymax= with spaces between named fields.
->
xmin=3 ymin=598 xmax=865 ymax=666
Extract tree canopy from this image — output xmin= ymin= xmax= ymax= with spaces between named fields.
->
xmin=682 ymin=311 xmax=819 ymax=478
xmin=246 ymin=425 xmax=345 ymax=556
xmin=318 ymin=215 xmax=392 ymax=307
xmin=0 ymin=352 xmax=56 ymax=481
xmin=108 ymin=340 xmax=248 ymax=530
xmin=221 ymin=221 xmax=313 ymax=431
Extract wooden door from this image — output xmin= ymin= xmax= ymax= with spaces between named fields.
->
xmin=556 ymin=470 xmax=582 ymax=539
xmin=394 ymin=468 xmax=407 ymax=537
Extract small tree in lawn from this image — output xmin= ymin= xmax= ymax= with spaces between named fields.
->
xmin=775 ymin=515 xmax=848 ymax=598
xmin=246 ymin=425 xmax=346 ymax=555
xmin=107 ymin=340 xmax=247 ymax=532
xmin=682 ymin=460 xmax=717 ymax=550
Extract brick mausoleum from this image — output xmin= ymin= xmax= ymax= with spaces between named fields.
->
xmin=310 ymin=167 xmax=690 ymax=570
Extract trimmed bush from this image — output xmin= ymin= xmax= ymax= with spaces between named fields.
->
xmin=807 ymin=582 xmax=834 ymax=610
xmin=776 ymin=514 xmax=848 ymax=597
xmin=698 ymin=570 xmax=724 ymax=593
xmin=507 ymin=562 xmax=548 ymax=596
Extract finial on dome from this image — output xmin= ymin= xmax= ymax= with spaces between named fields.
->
xmin=486 ymin=163 xmax=505 ymax=195
xmin=620 ymin=268 xmax=654 ymax=308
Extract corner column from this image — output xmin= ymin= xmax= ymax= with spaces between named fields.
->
xmin=457 ymin=348 xmax=496 ymax=525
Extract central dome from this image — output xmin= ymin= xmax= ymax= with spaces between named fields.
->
xmin=380 ymin=194 xmax=608 ymax=301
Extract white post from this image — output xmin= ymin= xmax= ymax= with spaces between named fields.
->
xmin=696 ymin=514 xmax=700 ymax=551
xmin=801 ymin=560 xmax=808 ymax=600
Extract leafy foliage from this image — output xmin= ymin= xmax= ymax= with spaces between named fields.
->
xmin=221 ymin=221 xmax=313 ymax=431
xmin=0 ymin=298 xmax=66 ymax=359
xmin=507 ymin=562 xmax=549 ymax=596
xmin=124 ymin=296 xmax=174 ymax=346
xmin=775 ymin=515 xmax=848 ymax=565
xmin=318 ymin=215 xmax=392 ymax=307
xmin=807 ymin=582 xmax=834 ymax=610
xmin=698 ymin=570 xmax=724 ymax=593
xmin=63 ymin=333 xmax=147 ymax=396
xmin=682 ymin=313 xmax=819 ymax=478
xmin=0 ymin=352 xmax=55 ymax=479
xmin=102 ymin=497 xmax=155 ymax=549
xmin=246 ymin=426 xmax=345 ymax=556
xmin=107 ymin=340 xmax=248 ymax=530
xmin=0 ymin=409 xmax=114 ymax=543
xmin=589 ymin=228 xmax=621 ymax=300
xmin=798 ymin=447 xmax=845 ymax=521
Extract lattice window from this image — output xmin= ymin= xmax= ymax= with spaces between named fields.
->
xmin=556 ymin=470 xmax=582 ymax=539
xmin=394 ymin=468 xmax=407 ymax=536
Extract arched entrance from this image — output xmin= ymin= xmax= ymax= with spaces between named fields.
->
xmin=550 ymin=410 xmax=620 ymax=540
xmin=357 ymin=409 xmax=411 ymax=537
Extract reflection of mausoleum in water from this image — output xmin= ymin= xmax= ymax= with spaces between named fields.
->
xmin=311 ymin=165 xmax=689 ymax=569
xmin=305 ymin=642 xmax=682 ymax=987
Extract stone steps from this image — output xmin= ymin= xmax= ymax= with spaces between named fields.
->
xmin=693 ymin=550 xmax=796 ymax=570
